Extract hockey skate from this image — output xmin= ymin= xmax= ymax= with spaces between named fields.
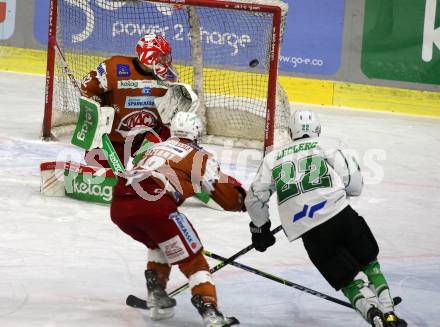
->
xmin=191 ymin=294 xmax=240 ymax=327
xmin=368 ymin=308 xmax=386 ymax=327
xmin=367 ymin=308 xmax=407 ymax=327
xmin=145 ymin=270 xmax=176 ymax=320
xmin=383 ymin=312 xmax=407 ymax=327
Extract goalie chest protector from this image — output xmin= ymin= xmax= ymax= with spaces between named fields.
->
xmin=80 ymin=56 xmax=169 ymax=144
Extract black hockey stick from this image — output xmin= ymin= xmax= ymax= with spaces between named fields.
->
xmin=126 ymin=225 xmax=283 ymax=309
xmin=204 ymin=250 xmax=353 ymax=309
xmin=126 ymin=294 xmax=149 ymax=309
xmin=204 ymin=251 xmax=403 ymax=310
xmin=168 ymin=224 xmax=283 ymax=297
xmin=126 ymin=266 xmax=402 ymax=310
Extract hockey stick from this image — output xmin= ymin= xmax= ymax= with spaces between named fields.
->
xmin=168 ymin=224 xmax=283 ymax=297
xmin=204 ymin=250 xmax=352 ymax=308
xmin=203 ymin=251 xmax=403 ymax=310
xmin=54 ymin=44 xmax=83 ymax=96
xmin=127 ymin=253 xmax=402 ymax=312
xmin=126 ymin=224 xmax=283 ymax=309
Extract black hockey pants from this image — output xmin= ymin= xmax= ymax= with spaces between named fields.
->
xmin=302 ymin=205 xmax=379 ymax=290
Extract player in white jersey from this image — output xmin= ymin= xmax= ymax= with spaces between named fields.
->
xmin=245 ymin=111 xmax=406 ymax=327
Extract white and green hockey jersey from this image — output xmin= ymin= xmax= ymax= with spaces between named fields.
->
xmin=245 ymin=137 xmax=363 ymax=242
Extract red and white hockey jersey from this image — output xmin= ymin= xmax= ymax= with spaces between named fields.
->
xmin=126 ymin=137 xmax=245 ymax=211
xmin=81 ymin=56 xmax=170 ymax=144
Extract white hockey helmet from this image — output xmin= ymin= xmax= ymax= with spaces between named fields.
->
xmin=288 ymin=110 xmax=321 ymax=140
xmin=170 ymin=112 xmax=203 ymax=142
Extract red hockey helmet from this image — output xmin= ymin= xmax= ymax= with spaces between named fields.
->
xmin=135 ymin=34 xmax=173 ymax=80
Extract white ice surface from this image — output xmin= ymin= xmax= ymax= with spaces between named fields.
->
xmin=0 ymin=71 xmax=440 ymax=326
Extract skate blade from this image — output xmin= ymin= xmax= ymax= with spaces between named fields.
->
xmin=371 ymin=316 xmax=385 ymax=327
xmin=224 ymin=316 xmax=240 ymax=326
xmin=206 ymin=317 xmax=239 ymax=327
xmin=149 ymin=306 xmax=175 ymax=321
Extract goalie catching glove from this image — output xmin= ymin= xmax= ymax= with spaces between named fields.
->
xmin=155 ymin=82 xmax=200 ymax=125
xmin=249 ymin=221 xmax=276 ymax=252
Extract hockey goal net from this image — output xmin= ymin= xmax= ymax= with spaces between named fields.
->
xmin=42 ymin=0 xmax=290 ymax=150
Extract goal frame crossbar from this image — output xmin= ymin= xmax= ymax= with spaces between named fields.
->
xmin=42 ymin=0 xmax=283 ymax=152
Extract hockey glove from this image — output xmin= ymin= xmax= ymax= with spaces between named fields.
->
xmin=249 ymin=221 xmax=275 ymax=252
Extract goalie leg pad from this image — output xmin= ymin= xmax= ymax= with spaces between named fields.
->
xmin=40 ymin=161 xmax=67 ymax=196
xmin=64 ymin=163 xmax=117 ymax=204
xmin=40 ymin=161 xmax=117 ymax=204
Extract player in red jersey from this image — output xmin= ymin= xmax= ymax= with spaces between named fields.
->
xmin=111 ymin=112 xmax=244 ymax=326
xmin=80 ymin=34 xmax=178 ymax=167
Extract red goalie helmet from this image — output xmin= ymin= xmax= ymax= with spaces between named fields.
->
xmin=135 ymin=34 xmax=173 ymax=80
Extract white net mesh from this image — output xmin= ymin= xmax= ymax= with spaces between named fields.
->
xmin=49 ymin=0 xmax=290 ymax=148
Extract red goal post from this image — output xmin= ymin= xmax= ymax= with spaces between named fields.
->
xmin=42 ymin=0 xmax=290 ymax=151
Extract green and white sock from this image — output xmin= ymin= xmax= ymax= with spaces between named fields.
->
xmin=342 ymin=273 xmax=380 ymax=322
xmin=363 ymin=260 xmax=394 ymax=313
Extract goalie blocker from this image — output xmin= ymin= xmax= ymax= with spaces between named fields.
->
xmin=71 ymin=97 xmax=125 ymax=175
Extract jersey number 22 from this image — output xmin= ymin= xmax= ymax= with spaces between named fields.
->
xmin=272 ymin=155 xmax=332 ymax=204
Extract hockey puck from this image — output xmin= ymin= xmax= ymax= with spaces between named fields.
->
xmin=249 ymin=59 xmax=259 ymax=67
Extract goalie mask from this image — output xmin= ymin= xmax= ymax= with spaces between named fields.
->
xmin=170 ymin=112 xmax=203 ymax=142
xmin=289 ymin=110 xmax=321 ymax=140
xmin=135 ymin=34 xmax=175 ymax=80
